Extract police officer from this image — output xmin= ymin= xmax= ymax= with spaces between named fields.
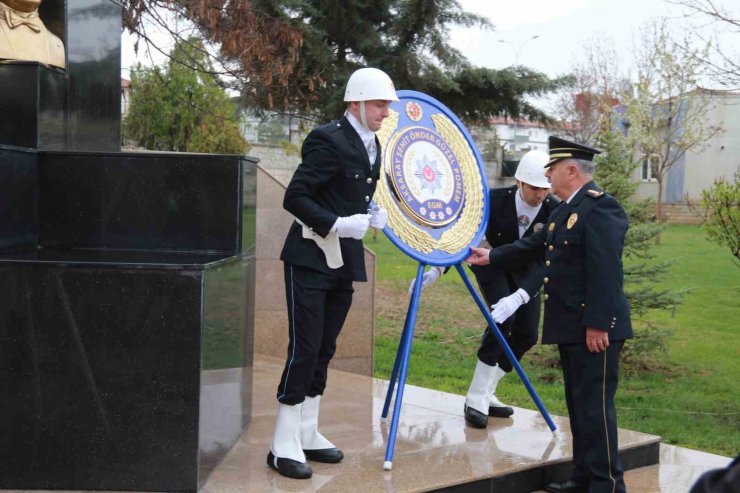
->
xmin=268 ymin=68 xmax=398 ymax=479
xmin=465 ymin=149 xmax=559 ymax=427
xmin=410 ymin=150 xmax=558 ymax=428
xmin=467 ymin=136 xmax=632 ymax=493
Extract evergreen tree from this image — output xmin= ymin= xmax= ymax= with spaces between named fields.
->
xmin=123 ymin=37 xmax=249 ymax=154
xmin=124 ymin=0 xmax=569 ymax=124
xmin=594 ymin=127 xmax=684 ymax=370
xmin=255 ymin=0 xmax=570 ymax=123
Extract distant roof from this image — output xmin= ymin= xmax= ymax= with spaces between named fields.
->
xmin=693 ymin=87 xmax=740 ymax=97
xmin=489 ymin=116 xmax=548 ymax=129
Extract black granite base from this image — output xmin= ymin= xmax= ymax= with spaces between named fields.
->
xmin=0 ymin=62 xmax=68 ymax=150
xmin=432 ymin=440 xmax=660 ymax=493
xmin=0 ymin=146 xmax=38 ymax=250
xmin=0 ymin=252 xmax=252 ymax=491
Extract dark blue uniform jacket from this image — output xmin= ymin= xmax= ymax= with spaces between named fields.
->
xmin=488 ymin=181 xmax=633 ymax=344
xmin=280 ymin=117 xmax=380 ymax=281
xmin=470 ymin=185 xmax=559 ymax=298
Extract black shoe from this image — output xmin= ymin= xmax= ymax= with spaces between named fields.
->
xmin=488 ymin=404 xmax=514 ymax=418
xmin=464 ymin=404 xmax=488 ymax=428
xmin=267 ymin=450 xmax=312 ymax=479
xmin=544 ymin=479 xmax=588 ymax=493
xmin=303 ymin=447 xmax=344 ymax=463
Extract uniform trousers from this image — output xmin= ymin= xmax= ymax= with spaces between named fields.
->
xmin=276 ymin=264 xmax=354 ymax=405
xmin=559 ymin=341 xmax=626 ymax=493
xmin=476 ymin=275 xmax=540 ymax=372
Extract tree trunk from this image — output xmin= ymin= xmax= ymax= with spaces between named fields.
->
xmin=655 ymin=179 xmax=664 ymax=244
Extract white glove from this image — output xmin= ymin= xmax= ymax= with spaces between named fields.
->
xmin=490 ymin=288 xmax=530 ymax=323
xmin=408 ymin=266 xmax=444 ymax=294
xmin=369 ymin=205 xmax=388 ymax=229
xmin=333 ymin=214 xmax=370 ymax=239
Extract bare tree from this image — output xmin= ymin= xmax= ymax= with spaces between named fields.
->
xmin=625 ymin=19 xmax=723 ymax=221
xmin=668 ymin=0 xmax=740 ymax=89
xmin=552 ymin=37 xmax=629 ymax=146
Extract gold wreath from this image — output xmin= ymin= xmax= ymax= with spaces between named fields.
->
xmin=375 ymin=110 xmax=484 ymax=254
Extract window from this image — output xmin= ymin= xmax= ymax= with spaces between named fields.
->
xmin=641 ymin=156 xmax=657 ymax=182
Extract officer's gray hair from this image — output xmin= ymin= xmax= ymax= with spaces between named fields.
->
xmin=574 ymin=159 xmax=595 ymax=177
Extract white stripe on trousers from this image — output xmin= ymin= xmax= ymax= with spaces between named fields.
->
xmin=278 ymin=265 xmax=297 ymax=400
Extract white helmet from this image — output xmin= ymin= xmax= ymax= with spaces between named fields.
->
xmin=515 ymin=150 xmax=551 ymax=188
xmin=344 ymin=67 xmax=399 ymax=102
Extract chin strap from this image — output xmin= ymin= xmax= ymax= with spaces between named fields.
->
xmin=359 ymin=101 xmax=371 ymax=132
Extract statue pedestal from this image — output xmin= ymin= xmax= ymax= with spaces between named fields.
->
xmin=0 ymin=62 xmax=68 ymax=150
xmin=0 ymin=146 xmax=256 ymax=491
xmin=0 ymin=4 xmax=255 ymax=489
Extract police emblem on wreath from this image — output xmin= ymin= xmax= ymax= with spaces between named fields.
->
xmin=374 ymin=91 xmax=488 ymax=265
xmin=389 ymin=126 xmax=465 ymax=227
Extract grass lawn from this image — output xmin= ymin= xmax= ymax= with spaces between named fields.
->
xmin=367 ymin=224 xmax=739 ymax=457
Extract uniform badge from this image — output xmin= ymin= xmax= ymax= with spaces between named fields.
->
xmin=587 ymin=189 xmax=604 ymax=197
xmin=533 ymin=222 xmax=544 ymax=233
xmin=567 ymin=213 xmax=578 ymax=229
xmin=548 ymin=222 xmax=555 ymax=232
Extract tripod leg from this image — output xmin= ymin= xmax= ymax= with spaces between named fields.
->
xmin=383 ymin=263 xmax=425 ymax=470
xmin=381 ymin=270 xmax=421 ymax=420
xmin=454 ymin=263 xmax=557 ymax=432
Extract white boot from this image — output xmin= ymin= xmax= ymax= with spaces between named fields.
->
xmin=300 ymin=395 xmax=336 ymax=450
xmin=270 ymin=402 xmax=306 ymax=462
xmin=489 ymin=365 xmax=514 ymax=417
xmin=466 ymin=360 xmax=497 ymax=414
xmin=300 ymin=395 xmax=343 ymax=463
xmin=268 ymin=402 xmax=312 ymax=479
xmin=489 ymin=365 xmax=508 ymax=407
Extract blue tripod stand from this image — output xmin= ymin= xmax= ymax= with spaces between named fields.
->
xmin=380 ymin=262 xmax=557 ymax=470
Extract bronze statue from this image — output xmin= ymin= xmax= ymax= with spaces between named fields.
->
xmin=0 ymin=0 xmax=65 ymax=68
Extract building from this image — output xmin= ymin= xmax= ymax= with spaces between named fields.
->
xmin=627 ymin=89 xmax=740 ymax=222
xmin=238 ymin=108 xmax=305 ymax=146
xmin=490 ymin=116 xmax=550 ymax=157
xmin=469 ymin=117 xmax=552 ymax=188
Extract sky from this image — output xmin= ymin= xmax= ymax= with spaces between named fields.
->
xmin=450 ymin=0 xmax=738 ymax=81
